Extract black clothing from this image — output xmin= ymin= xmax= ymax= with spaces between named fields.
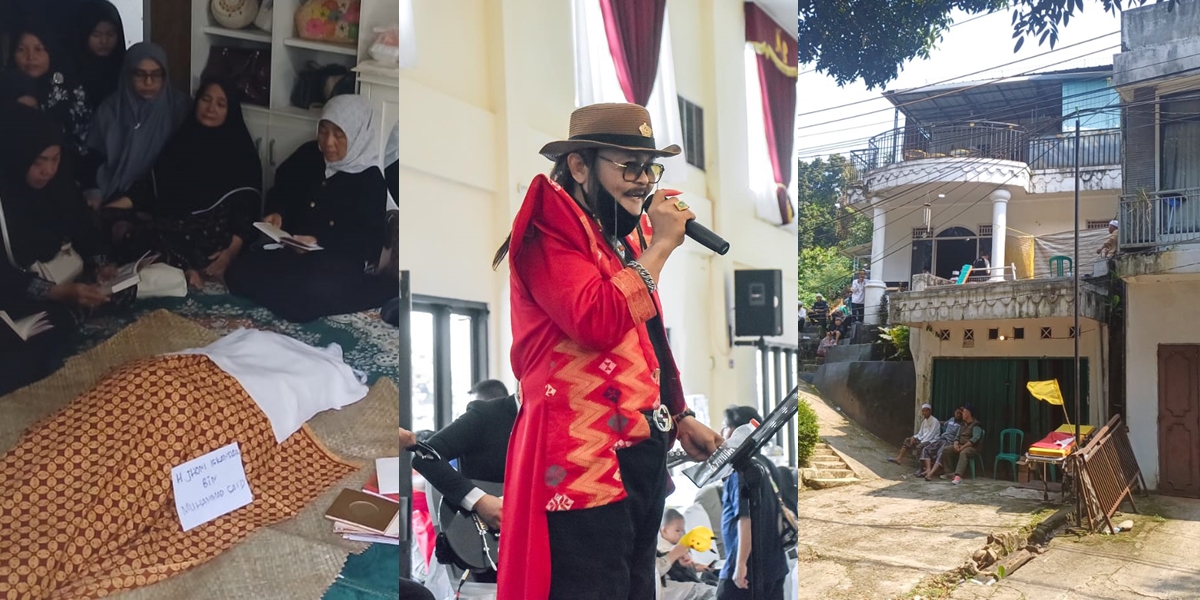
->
xmin=0 ymin=260 xmax=71 ymax=396
xmin=716 ymin=577 xmax=785 ymax=600
xmin=225 ymin=142 xmax=393 ymax=323
xmin=0 ymin=104 xmax=107 ymax=268
xmin=546 ymin=416 xmax=668 ymax=600
xmin=264 ymin=141 xmax=388 ymax=266
xmin=399 ymin=578 xmax=435 ymax=600
xmin=120 ymin=80 xmax=262 ymax=271
xmin=719 ymin=465 xmax=788 ymax=600
xmin=411 ymin=395 xmax=517 ymax=508
xmin=5 ymin=19 xmax=92 ymax=160
xmin=72 ymin=0 xmax=125 ymax=111
xmin=385 ymin=159 xmax=397 ymax=204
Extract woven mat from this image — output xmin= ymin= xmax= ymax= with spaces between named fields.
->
xmin=0 ymin=310 xmax=400 ymax=600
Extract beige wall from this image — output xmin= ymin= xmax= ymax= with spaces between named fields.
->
xmin=878 ymin=191 xmax=1118 ymax=283
xmin=1124 ymin=279 xmax=1200 ymax=491
xmin=910 ymin=317 xmax=1107 ymax=426
xmin=398 ymin=0 xmax=797 ymax=424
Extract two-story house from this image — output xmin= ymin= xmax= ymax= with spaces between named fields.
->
xmin=845 ymin=69 xmax=1123 ymax=465
xmin=1114 ymin=1 xmax=1200 ymax=498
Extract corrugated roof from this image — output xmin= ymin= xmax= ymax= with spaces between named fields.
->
xmin=881 ymin=65 xmax=1114 ymax=124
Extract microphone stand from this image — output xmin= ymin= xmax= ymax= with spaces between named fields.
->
xmin=684 ymin=388 xmax=799 ymax=600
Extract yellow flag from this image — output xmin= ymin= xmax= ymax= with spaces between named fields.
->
xmin=1027 ymin=380 xmax=1065 ymax=406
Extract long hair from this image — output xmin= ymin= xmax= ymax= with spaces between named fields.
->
xmin=491 ymin=149 xmax=597 ymax=270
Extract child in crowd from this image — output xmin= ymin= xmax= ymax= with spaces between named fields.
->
xmin=657 ymin=509 xmax=717 ymax=600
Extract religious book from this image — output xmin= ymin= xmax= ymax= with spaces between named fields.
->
xmin=0 ymin=310 xmax=52 ymax=341
xmin=362 ymin=473 xmax=400 ymax=503
xmin=324 ymin=488 xmax=400 ymax=536
xmin=104 ymin=250 xmax=159 ymax=295
xmin=254 ymin=222 xmax=324 ymax=251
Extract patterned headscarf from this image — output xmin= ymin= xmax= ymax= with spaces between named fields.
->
xmin=318 ymin=94 xmax=379 ymax=179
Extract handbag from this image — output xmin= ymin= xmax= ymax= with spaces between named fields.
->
xmin=0 ymin=196 xmax=84 ymax=285
xmin=202 ymin=46 xmax=271 ymax=107
xmin=767 ymin=472 xmax=799 ymax=551
xmin=290 ymin=61 xmax=356 ymax=110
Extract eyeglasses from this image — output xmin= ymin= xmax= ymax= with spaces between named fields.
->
xmin=132 ymin=70 xmax=164 ymax=82
xmin=598 ymin=155 xmax=665 ymax=184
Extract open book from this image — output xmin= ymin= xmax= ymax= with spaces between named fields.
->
xmin=105 ymin=250 xmax=159 ymax=294
xmin=254 ymin=222 xmax=323 ymax=251
xmin=0 ymin=310 xmax=53 ymax=341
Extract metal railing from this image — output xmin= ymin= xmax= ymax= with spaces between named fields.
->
xmin=1119 ymin=187 xmax=1200 ymax=249
xmin=1028 ymin=129 xmax=1122 ymax=170
xmin=848 ymin=123 xmax=1122 ymax=176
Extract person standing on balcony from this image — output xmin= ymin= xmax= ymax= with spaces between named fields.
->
xmin=972 ymin=253 xmax=991 ymax=282
xmin=1097 ymin=220 xmax=1119 ymax=259
xmin=850 ymin=271 xmax=866 ymax=322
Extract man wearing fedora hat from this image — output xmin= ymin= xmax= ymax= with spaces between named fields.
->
xmin=495 ymin=103 xmax=723 ymax=600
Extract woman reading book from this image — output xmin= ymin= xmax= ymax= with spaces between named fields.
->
xmin=100 ymin=79 xmax=261 ymax=288
xmin=224 ymin=94 xmax=395 ymax=323
xmin=0 ymin=103 xmax=129 ymax=320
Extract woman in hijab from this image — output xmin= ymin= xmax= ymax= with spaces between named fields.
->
xmin=104 ymin=79 xmax=261 ymax=287
xmin=225 ymin=94 xmax=395 ymax=323
xmin=73 ymin=0 xmax=126 ymax=111
xmin=6 ymin=19 xmax=92 ymax=160
xmin=87 ymin=41 xmax=188 ymax=207
xmin=0 ymin=104 xmax=117 ymax=323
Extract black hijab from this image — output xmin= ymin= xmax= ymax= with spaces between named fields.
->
xmin=6 ymin=19 xmax=77 ymax=104
xmin=149 ymin=79 xmax=262 ymax=216
xmin=0 ymin=104 xmax=93 ymax=266
xmin=73 ymin=0 xmax=125 ymax=109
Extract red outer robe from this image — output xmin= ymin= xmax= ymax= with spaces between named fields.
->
xmin=498 ymin=175 xmax=687 ymax=599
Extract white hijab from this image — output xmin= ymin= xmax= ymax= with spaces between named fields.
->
xmin=319 ymin=95 xmax=380 ymax=179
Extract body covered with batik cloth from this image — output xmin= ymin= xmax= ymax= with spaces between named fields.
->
xmin=498 ymin=174 xmax=687 ymax=598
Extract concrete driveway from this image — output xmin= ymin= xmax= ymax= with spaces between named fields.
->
xmin=798 ymin=384 xmax=1055 ymax=600
xmin=948 ymin=495 xmax=1200 ymax=600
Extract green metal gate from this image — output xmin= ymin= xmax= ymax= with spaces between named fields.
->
xmin=930 ymin=358 xmax=1090 ymax=476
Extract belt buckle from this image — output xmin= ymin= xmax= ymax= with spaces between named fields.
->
xmin=652 ymin=405 xmax=673 ymax=433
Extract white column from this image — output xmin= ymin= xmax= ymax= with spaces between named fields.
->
xmin=989 ymin=189 xmax=1010 ymax=282
xmin=865 ymin=199 xmax=888 ymax=325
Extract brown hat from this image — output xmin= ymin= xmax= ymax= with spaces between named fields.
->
xmin=539 ymin=103 xmax=682 ymax=161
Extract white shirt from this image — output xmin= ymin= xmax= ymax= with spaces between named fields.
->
xmin=915 ymin=415 xmax=941 ymax=444
xmin=798 ymin=307 xmax=807 ymax=321
xmin=851 ymin=279 xmax=866 ymax=303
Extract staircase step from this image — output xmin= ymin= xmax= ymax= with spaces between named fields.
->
xmin=808 ymin=460 xmax=845 ymax=469
xmin=806 ymin=477 xmax=859 ymax=490
xmin=815 ymin=468 xmax=855 ymax=479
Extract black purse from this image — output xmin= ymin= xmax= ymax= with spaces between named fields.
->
xmin=290 ymin=61 xmax=357 ymax=110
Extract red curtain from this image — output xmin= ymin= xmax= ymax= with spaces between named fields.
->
xmin=599 ymin=0 xmax=667 ymax=106
xmin=745 ymin=2 xmax=798 ymax=225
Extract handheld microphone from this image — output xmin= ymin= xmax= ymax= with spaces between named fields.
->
xmin=644 ymin=190 xmax=731 ymax=255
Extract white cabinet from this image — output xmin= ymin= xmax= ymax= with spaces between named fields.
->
xmin=264 ymin=113 xmax=319 ymax=190
xmin=190 ymin=0 xmax=399 ymax=207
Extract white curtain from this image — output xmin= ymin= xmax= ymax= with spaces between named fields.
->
xmin=745 ymin=45 xmax=794 ymax=225
xmin=399 ymin=0 xmax=417 ymax=69
xmin=571 ymin=0 xmax=686 ymax=183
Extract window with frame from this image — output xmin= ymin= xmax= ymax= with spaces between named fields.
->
xmin=410 ymin=296 xmax=489 ymax=432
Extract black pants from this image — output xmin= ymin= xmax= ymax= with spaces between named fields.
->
xmin=546 ymin=417 xmax=668 ymax=600
xmin=225 ymin=247 xmax=397 ymax=323
xmin=716 ymin=576 xmax=786 ymax=600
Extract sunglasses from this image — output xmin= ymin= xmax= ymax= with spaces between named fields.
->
xmin=598 ymin=154 xmax=665 ymax=184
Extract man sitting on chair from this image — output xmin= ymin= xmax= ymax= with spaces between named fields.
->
xmin=925 ymin=404 xmax=985 ymax=484
xmin=886 ymin=403 xmax=939 ymax=467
